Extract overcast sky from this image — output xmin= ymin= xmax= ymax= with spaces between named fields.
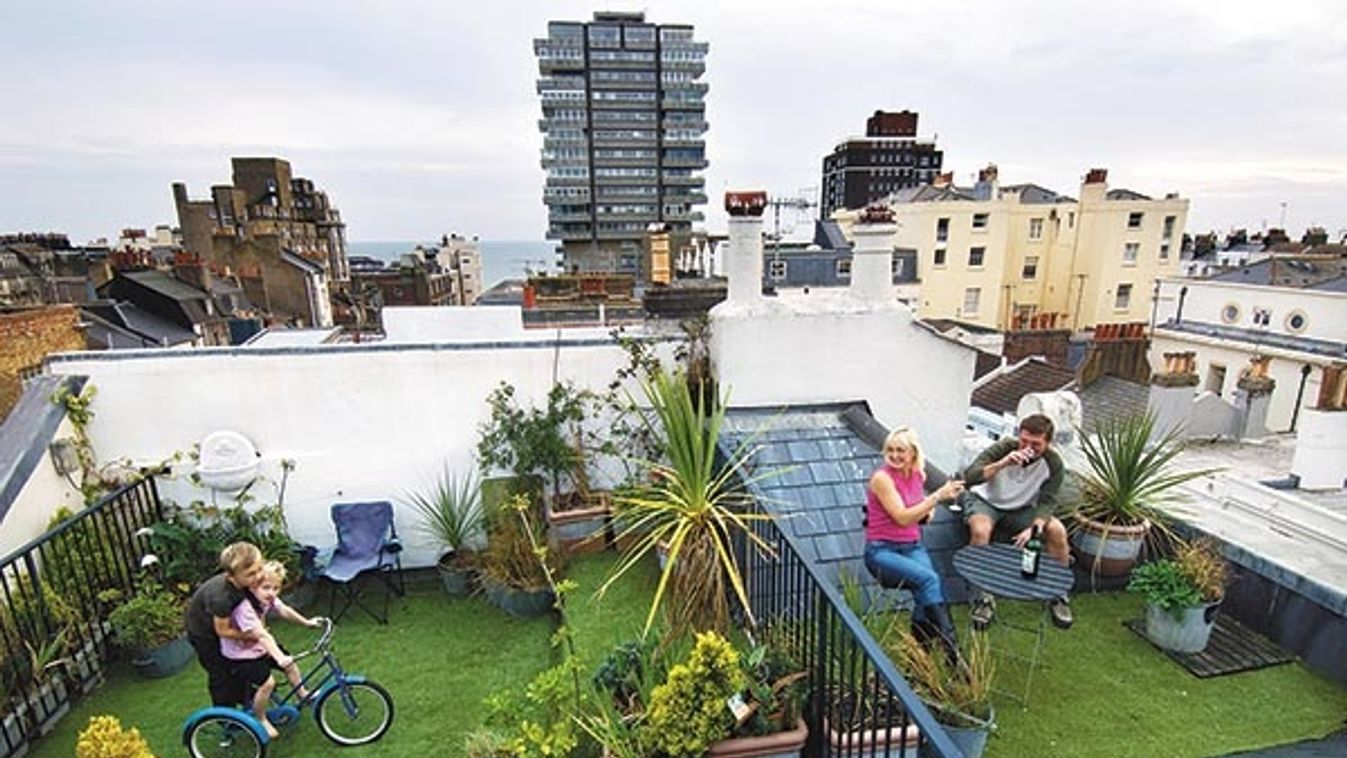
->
xmin=2 ymin=1 xmax=1344 ymax=244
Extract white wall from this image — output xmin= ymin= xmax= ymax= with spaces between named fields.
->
xmin=710 ymin=291 xmax=975 ymax=470
xmin=41 ymin=335 xmax=674 ymax=568
xmin=0 ymin=416 xmax=86 ymax=557
xmin=1156 ymin=278 xmax=1344 ymax=345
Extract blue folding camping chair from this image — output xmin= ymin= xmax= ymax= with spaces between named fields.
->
xmin=316 ymin=501 xmax=405 ymax=624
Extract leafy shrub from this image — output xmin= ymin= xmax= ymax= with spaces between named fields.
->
xmin=107 ymin=583 xmax=183 ymax=651
xmin=1128 ymin=539 xmax=1227 ymax=618
xmin=76 ymin=715 xmax=155 ymax=758
xmin=645 ymin=631 xmax=746 ymax=757
xmin=147 ymin=501 xmax=297 ymax=587
xmin=478 ymin=495 xmax=559 ymax=592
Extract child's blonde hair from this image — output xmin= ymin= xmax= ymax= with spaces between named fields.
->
xmin=220 ymin=542 xmax=262 ymax=575
xmin=259 ymin=560 xmax=288 ymax=586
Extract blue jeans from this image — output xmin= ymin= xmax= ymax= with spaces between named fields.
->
xmin=864 ymin=540 xmax=947 ymax=623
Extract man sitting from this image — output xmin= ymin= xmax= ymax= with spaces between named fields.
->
xmin=960 ymin=413 xmax=1073 ymax=629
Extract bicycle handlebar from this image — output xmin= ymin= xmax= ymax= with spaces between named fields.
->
xmin=292 ymin=616 xmax=334 ymax=661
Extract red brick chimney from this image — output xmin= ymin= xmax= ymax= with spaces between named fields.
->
xmin=1084 ymin=168 xmax=1108 ymax=185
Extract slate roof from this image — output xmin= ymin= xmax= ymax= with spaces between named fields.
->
xmin=1078 ymin=375 xmax=1149 ymax=434
xmin=970 ymin=357 xmax=1075 ymax=415
xmin=1001 ymin=183 xmax=1074 ymax=204
xmin=82 ymin=301 xmax=196 ymax=347
xmin=719 ymin=404 xmax=971 ymax=605
xmin=1 ymin=375 xmax=86 ymax=523
xmin=1105 ymin=188 xmax=1152 ymax=201
xmin=122 ymin=269 xmax=209 ymax=302
xmin=1211 ymin=257 xmax=1347 ymax=289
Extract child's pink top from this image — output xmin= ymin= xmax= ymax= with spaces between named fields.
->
xmin=220 ymin=596 xmax=287 ymax=660
xmin=865 ymin=464 xmax=926 ymax=544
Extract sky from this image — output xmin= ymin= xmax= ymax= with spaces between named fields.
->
xmin=2 ymin=0 xmax=1345 ymax=244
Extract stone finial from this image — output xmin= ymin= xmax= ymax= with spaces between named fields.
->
xmin=1152 ymin=351 xmax=1199 ymax=387
xmin=857 ymin=203 xmax=895 ymax=225
xmin=1316 ymin=362 xmax=1347 ymax=411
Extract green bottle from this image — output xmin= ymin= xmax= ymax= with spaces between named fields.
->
xmin=1021 ymin=524 xmax=1042 ymax=579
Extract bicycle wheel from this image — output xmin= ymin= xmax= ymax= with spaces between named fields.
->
xmin=315 ymin=680 xmax=394 ymax=745
xmin=185 ymin=714 xmax=266 ymax=758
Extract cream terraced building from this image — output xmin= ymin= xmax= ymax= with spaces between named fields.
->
xmin=836 ymin=166 xmax=1188 ymax=331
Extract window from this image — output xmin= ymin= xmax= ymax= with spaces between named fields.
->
xmin=769 ymin=260 xmax=788 ymax=281
xmin=1159 ymin=243 xmax=1170 ymax=260
xmin=891 ymin=256 xmax=905 ymax=277
xmin=972 ymin=213 xmax=989 ymax=230
xmin=1221 ymin=303 xmax=1241 ymax=324
xmin=1123 ymin=242 xmax=1139 ymax=264
xmin=968 ymin=247 xmax=985 ymax=267
xmin=1128 ymin=212 xmax=1143 ymax=229
xmin=1114 ymin=283 xmax=1133 ymax=310
xmin=934 ymin=248 xmax=947 ymax=266
xmin=1252 ymin=307 xmax=1271 ymax=327
xmin=1029 ymin=218 xmax=1044 ymax=240
xmin=1163 ymin=215 xmax=1176 ymax=240
xmin=962 ymin=287 xmax=981 ymax=315
xmin=836 ymin=258 xmax=851 ymax=278
xmin=1022 ymin=256 xmax=1039 ymax=279
xmin=936 ymin=217 xmax=950 ymax=243
xmin=1068 ymin=211 xmax=1075 ymax=228
xmin=1285 ymin=310 xmax=1308 ymax=333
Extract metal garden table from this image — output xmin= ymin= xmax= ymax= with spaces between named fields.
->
xmin=952 ymin=543 xmax=1074 ymax=706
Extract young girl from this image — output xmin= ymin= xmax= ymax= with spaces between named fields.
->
xmin=221 ymin=560 xmax=321 ymax=737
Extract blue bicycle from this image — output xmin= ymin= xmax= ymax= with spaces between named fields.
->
xmin=182 ymin=618 xmax=394 ymax=757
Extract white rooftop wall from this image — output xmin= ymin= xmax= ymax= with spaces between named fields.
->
xmin=42 ymin=335 xmax=675 ymax=568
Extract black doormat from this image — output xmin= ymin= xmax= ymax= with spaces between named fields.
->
xmin=1124 ymin=614 xmax=1296 ymax=678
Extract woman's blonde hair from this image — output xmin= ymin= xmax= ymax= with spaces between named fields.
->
xmin=259 ymin=560 xmax=288 ymax=586
xmin=883 ymin=426 xmax=925 ymax=478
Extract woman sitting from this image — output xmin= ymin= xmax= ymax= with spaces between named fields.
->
xmin=863 ymin=427 xmax=964 ymax=661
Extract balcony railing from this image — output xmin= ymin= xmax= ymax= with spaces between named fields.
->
xmin=742 ymin=499 xmax=961 ymax=756
xmin=0 ymin=479 xmax=164 ymax=758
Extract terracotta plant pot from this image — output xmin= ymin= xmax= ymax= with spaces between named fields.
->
xmin=826 ymin=720 xmax=921 ymax=758
xmin=545 ymin=491 xmax=612 ymax=555
xmin=1070 ymin=516 xmax=1150 ymax=576
xmin=708 ymin=718 xmax=808 ymax=757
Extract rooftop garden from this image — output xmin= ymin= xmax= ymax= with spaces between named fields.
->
xmin=4 ymin=346 xmax=1345 ymax=757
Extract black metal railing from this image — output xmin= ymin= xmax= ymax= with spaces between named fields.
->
xmin=0 ymin=478 xmax=163 ymax=757
xmin=743 ymin=501 xmax=961 ymax=757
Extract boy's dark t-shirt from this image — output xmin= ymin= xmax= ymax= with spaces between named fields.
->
xmin=185 ymin=573 xmax=244 ymax=640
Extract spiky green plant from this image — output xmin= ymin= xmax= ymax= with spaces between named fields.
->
xmin=1074 ymin=413 xmax=1219 ymax=544
xmin=405 ymin=467 xmax=485 ymax=566
xmin=599 ymin=369 xmax=780 ymax=639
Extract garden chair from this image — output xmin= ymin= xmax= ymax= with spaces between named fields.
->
xmin=315 ymin=501 xmax=405 ymax=624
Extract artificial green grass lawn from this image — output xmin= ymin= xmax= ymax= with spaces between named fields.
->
xmin=25 ymin=553 xmax=1347 ymax=758
xmin=958 ymin=594 xmax=1347 ymax=758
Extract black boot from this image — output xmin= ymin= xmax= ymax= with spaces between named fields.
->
xmin=925 ymin=603 xmax=961 ymax=668
xmin=911 ymin=618 xmax=936 ymax=647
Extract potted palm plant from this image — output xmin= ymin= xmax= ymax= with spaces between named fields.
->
xmin=406 ymin=466 xmax=485 ymax=595
xmin=1128 ymin=537 xmax=1228 ymax=653
xmin=1071 ymin=413 xmax=1218 ymax=577
xmin=600 ymin=369 xmax=779 ymax=640
xmin=107 ymin=583 xmax=192 ymax=679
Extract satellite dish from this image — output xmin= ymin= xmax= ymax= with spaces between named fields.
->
xmin=195 ymin=430 xmax=261 ymax=492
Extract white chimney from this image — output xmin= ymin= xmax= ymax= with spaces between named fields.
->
xmin=724 ymin=191 xmax=767 ymax=304
xmin=850 ymin=204 xmax=898 ymax=303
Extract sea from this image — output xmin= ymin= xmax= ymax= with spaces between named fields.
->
xmin=346 ymin=239 xmax=556 ymax=291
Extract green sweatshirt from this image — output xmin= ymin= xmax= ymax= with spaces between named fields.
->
xmin=961 ymin=438 xmax=1064 ymax=521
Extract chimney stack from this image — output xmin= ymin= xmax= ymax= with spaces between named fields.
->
xmin=1084 ymin=168 xmax=1108 ymax=185
xmin=932 ymin=172 xmax=954 ymax=188
xmin=850 ymin=204 xmax=898 ymax=303
xmin=724 ymin=191 xmax=768 ymax=305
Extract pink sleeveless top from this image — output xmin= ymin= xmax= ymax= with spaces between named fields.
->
xmin=865 ymin=465 xmax=925 ymax=544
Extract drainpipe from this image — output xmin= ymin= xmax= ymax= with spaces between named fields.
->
xmin=1174 ymin=285 xmax=1188 ymax=325
xmin=1290 ymin=363 xmax=1312 ymax=432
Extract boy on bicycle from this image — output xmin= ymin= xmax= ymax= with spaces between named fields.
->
xmin=222 ymin=560 xmax=322 ymax=738
xmin=185 ymin=542 xmax=265 ymax=707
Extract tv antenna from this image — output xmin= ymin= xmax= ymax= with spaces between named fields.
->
xmin=767 ymin=192 xmax=819 ymax=272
